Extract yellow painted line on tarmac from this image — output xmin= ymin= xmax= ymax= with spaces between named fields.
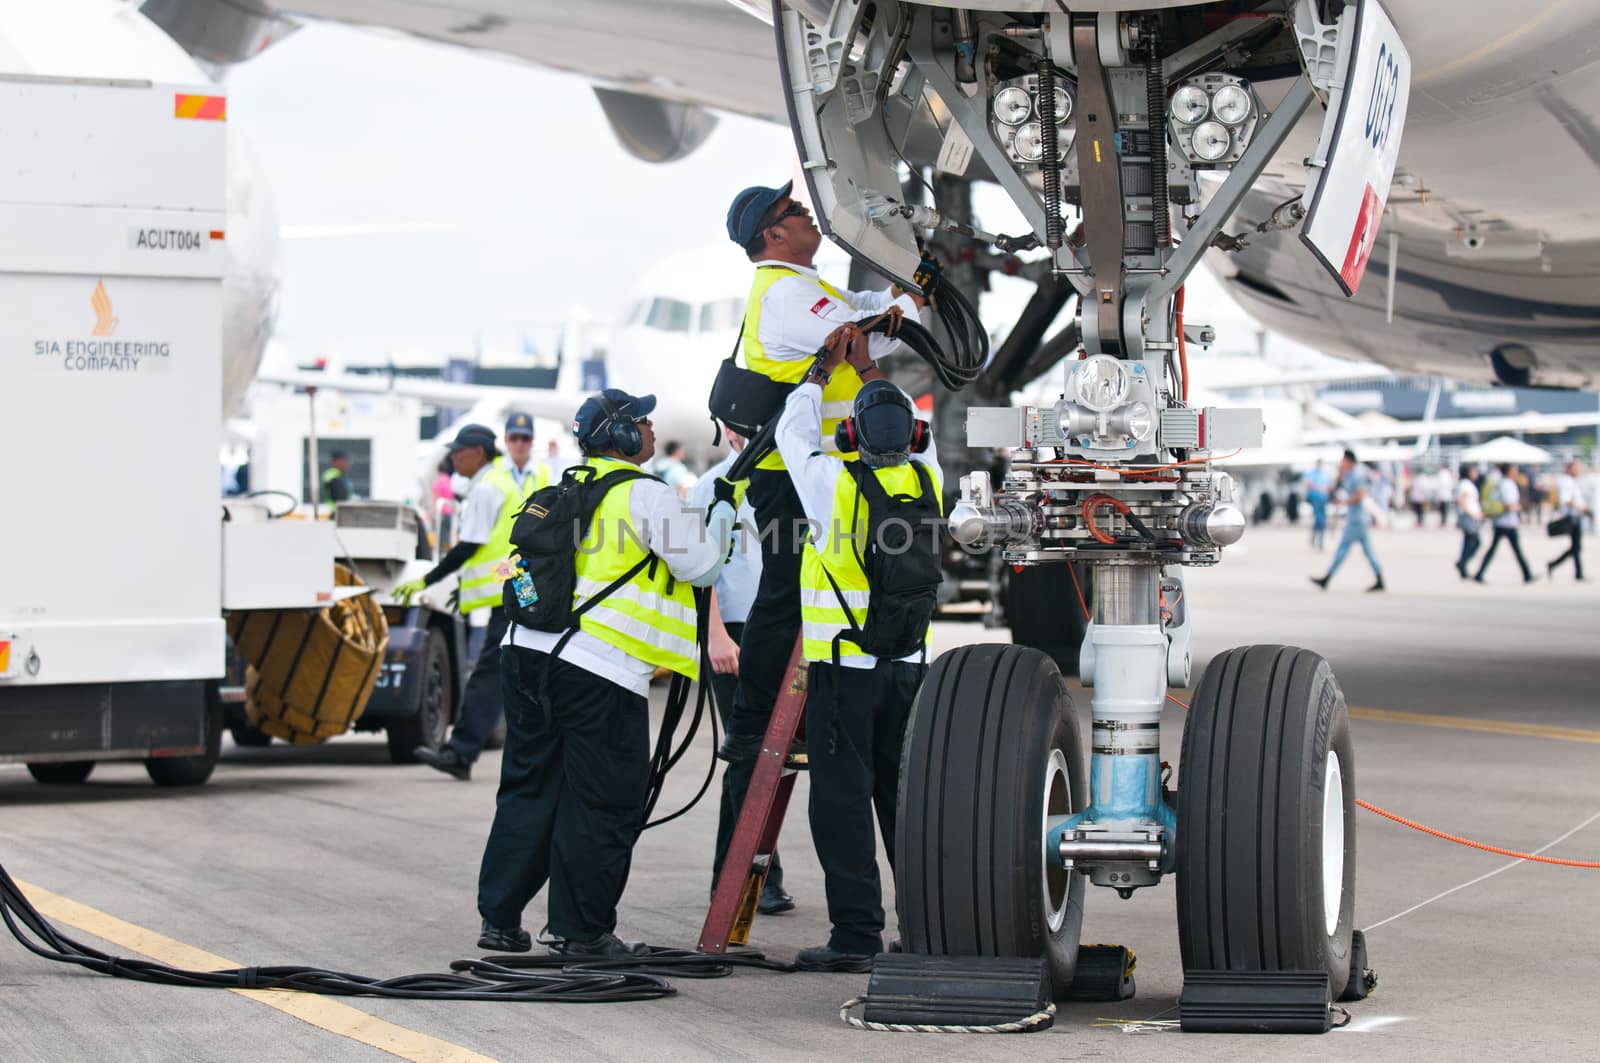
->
xmin=15 ymin=878 xmax=499 ymax=1063
xmin=1350 ymin=707 xmax=1600 ymax=745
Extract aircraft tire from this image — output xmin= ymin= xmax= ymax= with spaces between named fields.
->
xmin=1176 ymin=645 xmax=1355 ymax=997
xmin=26 ymin=761 xmax=95 ymax=785
xmin=896 ymin=644 xmax=1086 ymax=995
xmin=387 ymin=628 xmax=453 ymax=764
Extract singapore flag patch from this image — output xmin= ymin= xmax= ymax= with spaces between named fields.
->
xmin=810 ymin=297 xmax=834 ymax=316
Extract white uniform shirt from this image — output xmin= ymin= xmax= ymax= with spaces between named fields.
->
xmin=1456 ymin=477 xmax=1483 ymax=521
xmin=505 ymin=471 xmax=732 ymax=696
xmin=1493 ymin=477 xmax=1521 ymax=530
xmin=505 ymin=457 xmax=544 ymax=493
xmin=775 ymin=381 xmax=942 ymax=669
xmin=457 ymin=464 xmax=505 ymax=545
xmin=686 ymin=450 xmax=761 ymax=625
xmin=751 ymin=260 xmax=922 ymax=366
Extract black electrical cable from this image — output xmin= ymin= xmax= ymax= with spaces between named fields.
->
xmin=0 ymin=859 xmax=794 ymax=1003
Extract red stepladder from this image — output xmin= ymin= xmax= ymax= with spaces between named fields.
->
xmin=698 ymin=636 xmax=808 ymax=953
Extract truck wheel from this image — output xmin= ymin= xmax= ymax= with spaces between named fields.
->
xmin=1176 ymin=645 xmax=1356 ymax=997
xmin=896 ymin=644 xmax=1087 ymax=995
xmin=1006 ymin=563 xmax=1088 ymax=677
xmin=146 ymin=694 xmax=222 ymax=788
xmin=27 ymin=761 xmax=95 ymax=785
xmin=229 ymin=723 xmax=272 ymax=747
xmin=387 ymin=629 xmax=452 ymax=764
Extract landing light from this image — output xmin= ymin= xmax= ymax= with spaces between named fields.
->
xmin=994 ymin=86 xmax=1032 ymax=126
xmin=1211 ymin=84 xmax=1252 ymax=125
xmin=1014 ymin=122 xmax=1046 ymax=163
xmin=1191 ymin=121 xmax=1231 ymax=162
xmin=1074 ymin=355 xmax=1131 ymax=413
xmin=1170 ymin=85 xmax=1209 ymax=125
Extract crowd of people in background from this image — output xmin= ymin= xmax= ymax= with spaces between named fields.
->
xmin=1255 ymin=453 xmax=1597 ymax=587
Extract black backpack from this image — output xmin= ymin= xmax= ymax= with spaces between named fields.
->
xmin=819 ymin=461 xmax=943 ymax=664
xmin=502 ymin=464 xmax=652 ymax=632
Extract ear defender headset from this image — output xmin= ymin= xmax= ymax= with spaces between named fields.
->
xmin=834 ymin=381 xmax=928 ymax=463
xmin=586 ymin=393 xmax=644 ymax=457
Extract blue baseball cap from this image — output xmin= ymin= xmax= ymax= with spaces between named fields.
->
xmin=446 ymin=423 xmax=498 ymax=454
xmin=726 ymin=180 xmax=793 ymax=248
xmin=504 ymin=411 xmax=534 ymax=438
xmin=573 ymin=389 xmax=657 ymax=450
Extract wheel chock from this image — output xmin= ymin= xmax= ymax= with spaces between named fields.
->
xmin=859 ymin=954 xmax=1053 ymax=1030
xmin=1338 ymin=929 xmax=1377 ymax=1002
xmin=1060 ymin=944 xmax=1136 ymax=1002
xmin=1179 ymin=970 xmax=1332 ymax=1033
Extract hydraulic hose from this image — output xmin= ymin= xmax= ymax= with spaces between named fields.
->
xmin=722 ymin=296 xmax=987 ymax=484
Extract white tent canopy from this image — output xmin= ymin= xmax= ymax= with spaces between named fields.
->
xmin=1460 ymin=435 xmax=1555 ymax=465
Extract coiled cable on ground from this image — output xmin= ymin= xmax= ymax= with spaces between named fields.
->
xmin=0 ymin=860 xmax=795 ymax=1003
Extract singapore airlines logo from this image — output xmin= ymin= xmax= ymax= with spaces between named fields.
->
xmin=90 ymin=279 xmax=119 ymax=337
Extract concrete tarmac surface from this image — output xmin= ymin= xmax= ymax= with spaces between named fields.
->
xmin=2 ymin=524 xmax=1597 ymax=1061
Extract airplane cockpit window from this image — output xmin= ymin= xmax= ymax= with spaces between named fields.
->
xmin=644 ymin=297 xmax=692 ymax=333
xmin=698 ymin=298 xmax=744 ymax=333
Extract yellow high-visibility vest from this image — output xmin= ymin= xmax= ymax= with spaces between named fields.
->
xmin=743 ymin=266 xmax=863 ymax=472
xmin=457 ymin=459 xmax=548 ymax=613
xmin=570 ymin=456 xmax=700 ymax=679
xmin=799 ymin=460 xmax=943 ymax=662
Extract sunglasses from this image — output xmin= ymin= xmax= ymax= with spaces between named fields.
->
xmin=763 ymin=201 xmax=807 ymax=229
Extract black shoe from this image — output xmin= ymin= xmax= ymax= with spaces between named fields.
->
xmin=1310 ymin=575 xmax=1329 ymax=590
xmin=758 ymin=883 xmax=795 ymax=915
xmin=549 ymin=932 xmax=650 ymax=958
xmin=415 ymin=746 xmax=470 ymax=781
xmin=796 ymin=944 xmax=875 ymax=973
xmin=1366 ymin=579 xmax=1385 ymax=593
xmin=1472 ymin=574 xmax=1486 ymax=584
xmin=478 ymin=920 xmax=531 ymax=953
xmin=1456 ymin=563 xmax=1468 ymax=580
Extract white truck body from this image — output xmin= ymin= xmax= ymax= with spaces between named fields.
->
xmin=0 ymin=75 xmax=338 ymax=776
xmin=0 ymin=75 xmax=226 ymax=686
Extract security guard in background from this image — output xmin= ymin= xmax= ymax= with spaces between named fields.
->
xmin=773 ymin=343 xmax=943 ymax=972
xmin=477 ymin=388 xmax=738 ymax=956
xmin=496 ymin=411 xmax=551 ymax=495
xmin=715 ymin=181 xmax=926 ymax=910
xmin=393 ymin=422 xmax=517 ymax=780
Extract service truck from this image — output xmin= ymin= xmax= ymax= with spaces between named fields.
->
xmin=0 ymin=75 xmax=357 ymax=786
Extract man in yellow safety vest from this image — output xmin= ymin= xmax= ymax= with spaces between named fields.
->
xmin=393 ymin=421 xmax=526 ymax=780
xmin=774 ymin=347 xmax=943 ymax=972
xmin=475 ymin=388 xmax=738 ymax=956
xmin=714 ymin=180 xmax=926 ymax=915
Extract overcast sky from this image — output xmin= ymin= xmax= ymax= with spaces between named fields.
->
xmin=225 ymin=22 xmax=796 ymax=363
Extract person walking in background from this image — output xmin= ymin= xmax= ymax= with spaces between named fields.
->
xmin=1311 ymin=450 xmax=1385 ymax=592
xmin=1547 ymin=460 xmax=1589 ymax=582
xmin=1454 ymin=464 xmax=1483 ymax=580
xmin=1475 ymin=463 xmax=1535 ymax=583
xmin=655 ymin=440 xmax=696 ymax=498
xmin=1303 ymin=460 xmax=1331 ymax=549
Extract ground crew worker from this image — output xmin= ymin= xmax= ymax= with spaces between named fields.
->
xmin=321 ymin=450 xmax=353 ymax=510
xmin=715 ymin=181 xmax=926 ymax=907
xmin=774 ymin=344 xmax=943 ymax=972
xmin=392 ymin=423 xmax=516 ymax=780
xmin=496 ymin=411 xmax=551 ymax=494
xmin=475 ymin=388 xmax=738 ymax=956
